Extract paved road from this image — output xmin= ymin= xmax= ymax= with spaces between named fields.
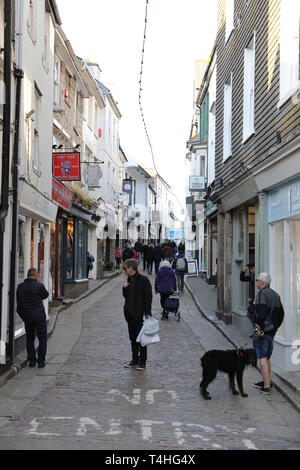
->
xmin=0 ymin=275 xmax=299 ymax=450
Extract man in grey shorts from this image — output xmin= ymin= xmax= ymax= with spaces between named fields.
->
xmin=249 ymin=273 xmax=284 ymax=395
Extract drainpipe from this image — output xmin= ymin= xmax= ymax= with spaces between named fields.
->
xmin=7 ymin=0 xmax=24 ymax=363
xmin=0 ymin=0 xmax=12 ymax=353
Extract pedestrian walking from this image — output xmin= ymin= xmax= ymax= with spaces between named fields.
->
xmin=171 ymin=240 xmax=177 ymax=260
xmin=16 ymin=268 xmax=49 ymax=368
xmin=155 ymin=260 xmax=177 ymax=320
xmin=248 ymin=272 xmax=285 ymax=395
xmin=162 ymin=243 xmax=172 ymax=261
xmin=172 ymin=246 xmax=188 ymax=292
xmin=153 ymin=243 xmax=162 ymax=274
xmin=87 ymin=251 xmax=95 ymax=278
xmin=178 ymin=240 xmax=185 ymax=254
xmin=141 ymin=241 xmax=148 ymax=271
xmin=146 ymin=242 xmax=154 ymax=275
xmin=122 ymin=242 xmax=135 ymax=267
xmin=240 ymin=263 xmax=255 ymax=302
xmin=115 ymin=247 xmax=122 ymax=269
xmin=123 ymin=259 xmax=153 ymax=370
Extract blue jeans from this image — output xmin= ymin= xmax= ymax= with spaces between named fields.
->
xmin=253 ymin=335 xmax=274 ymax=360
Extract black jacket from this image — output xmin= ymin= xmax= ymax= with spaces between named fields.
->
xmin=240 ymin=270 xmax=255 ymax=301
xmin=123 ymin=272 xmax=152 ymax=322
xmin=251 ymin=287 xmax=284 ymax=337
xmin=16 ymin=278 xmax=49 ymax=323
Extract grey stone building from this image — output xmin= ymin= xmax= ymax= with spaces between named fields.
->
xmin=208 ymin=0 xmax=300 ymax=371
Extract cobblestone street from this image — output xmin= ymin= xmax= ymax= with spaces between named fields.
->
xmin=0 ymin=275 xmax=299 ymax=450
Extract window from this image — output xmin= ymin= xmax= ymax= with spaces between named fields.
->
xmin=94 ymin=103 xmax=99 ymax=135
xmin=42 ymin=15 xmax=50 ymax=73
xmin=54 ymin=58 xmax=60 ymax=105
xmin=243 ymin=34 xmax=256 ymax=142
xmin=208 ymin=103 xmax=216 ymax=185
xmin=223 ymin=74 xmax=232 ymax=161
xmin=27 ymin=0 xmax=36 ymax=44
xmin=33 ymin=85 xmax=42 ymax=177
xmin=279 ymin=0 xmax=300 ymax=103
xmin=65 ymin=70 xmax=72 ymax=107
xmin=225 ymin=0 xmax=234 ymax=43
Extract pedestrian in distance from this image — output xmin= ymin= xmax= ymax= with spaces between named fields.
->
xmin=122 ymin=242 xmax=135 ymax=269
xmin=87 ymin=251 xmax=95 ymax=278
xmin=162 ymin=243 xmax=172 ymax=262
xmin=123 ymin=259 xmax=153 ymax=370
xmin=141 ymin=241 xmax=148 ymax=271
xmin=172 ymin=246 xmax=188 ymax=292
xmin=155 ymin=260 xmax=177 ymax=320
xmin=171 ymin=240 xmax=177 ymax=261
xmin=248 ymin=272 xmax=285 ymax=395
xmin=146 ymin=242 xmax=154 ymax=275
xmin=16 ymin=268 xmax=49 ymax=368
xmin=115 ymin=247 xmax=122 ymax=270
xmin=178 ymin=240 xmax=185 ymax=255
xmin=153 ymin=243 xmax=162 ymax=274
xmin=240 ymin=263 xmax=255 ymax=302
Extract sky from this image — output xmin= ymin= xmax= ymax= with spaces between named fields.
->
xmin=56 ymin=0 xmax=218 ymax=207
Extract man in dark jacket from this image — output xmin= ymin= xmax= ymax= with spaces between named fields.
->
xmin=172 ymin=247 xmax=188 ymax=292
xmin=123 ymin=259 xmax=153 ymax=370
xmin=16 ymin=268 xmax=49 ymax=368
xmin=248 ymin=272 xmax=284 ymax=395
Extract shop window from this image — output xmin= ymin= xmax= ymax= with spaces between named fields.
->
xmin=18 ymin=219 xmax=26 ymax=285
xmin=66 ymin=217 xmax=74 ymax=280
xmin=290 ymin=220 xmax=300 ymax=339
xmin=77 ymin=220 xmax=87 ymax=280
xmin=270 ymin=221 xmax=285 ymax=338
xmin=38 ymin=223 xmax=45 ymax=284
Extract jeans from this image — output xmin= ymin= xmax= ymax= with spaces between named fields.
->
xmin=25 ymin=319 xmax=47 ymax=364
xmin=253 ymin=335 xmax=274 ymax=360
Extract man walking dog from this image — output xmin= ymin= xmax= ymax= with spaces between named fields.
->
xmin=248 ymin=272 xmax=284 ymax=395
xmin=16 ymin=268 xmax=49 ymax=368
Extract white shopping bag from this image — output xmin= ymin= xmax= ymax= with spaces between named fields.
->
xmin=140 ymin=332 xmax=160 ymax=347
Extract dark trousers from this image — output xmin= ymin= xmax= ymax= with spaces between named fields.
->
xmin=147 ymin=260 xmax=153 ymax=274
xmin=160 ymin=292 xmax=171 ymax=311
xmin=127 ymin=319 xmax=147 ymax=364
xmin=154 ymin=260 xmax=160 ymax=274
xmin=25 ymin=320 xmax=47 ymax=364
xmin=176 ymin=273 xmax=185 ymax=291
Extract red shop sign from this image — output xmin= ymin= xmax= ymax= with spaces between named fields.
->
xmin=52 ymin=177 xmax=74 ymax=212
xmin=53 ymin=152 xmax=81 ymax=181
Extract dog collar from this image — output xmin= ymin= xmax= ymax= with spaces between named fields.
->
xmin=237 ymin=349 xmax=244 ymax=358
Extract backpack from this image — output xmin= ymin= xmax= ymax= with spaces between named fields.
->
xmin=176 ymin=257 xmax=186 ymax=272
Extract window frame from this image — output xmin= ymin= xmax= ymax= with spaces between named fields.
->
xmin=243 ymin=33 xmax=256 ymax=143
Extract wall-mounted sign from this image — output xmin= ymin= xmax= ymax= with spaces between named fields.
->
xmin=189 ymin=176 xmax=206 ymax=192
xmin=52 ymin=177 xmax=74 ymax=212
xmin=122 ymin=179 xmax=133 ymax=194
xmin=53 ymin=152 xmax=81 ymax=181
xmin=83 ymin=165 xmax=103 ymax=188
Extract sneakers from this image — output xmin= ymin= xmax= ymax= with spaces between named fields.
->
xmin=124 ymin=360 xmax=139 ymax=368
xmin=38 ymin=362 xmax=46 ymax=369
xmin=253 ymin=381 xmax=273 ymax=390
xmin=29 ymin=361 xmax=36 ymax=368
xmin=259 ymin=387 xmax=272 ymax=395
xmin=136 ymin=362 xmax=146 ymax=371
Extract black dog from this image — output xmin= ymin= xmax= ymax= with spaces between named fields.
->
xmin=200 ymin=348 xmax=257 ymax=400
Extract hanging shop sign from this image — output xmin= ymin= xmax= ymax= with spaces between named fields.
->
xmin=52 ymin=177 xmax=74 ymax=212
xmin=122 ymin=179 xmax=133 ymax=194
xmin=53 ymin=152 xmax=81 ymax=181
xmin=189 ymin=176 xmax=206 ymax=192
xmin=83 ymin=165 xmax=103 ymax=188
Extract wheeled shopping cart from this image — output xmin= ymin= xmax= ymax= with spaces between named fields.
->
xmin=162 ymin=292 xmax=181 ymax=322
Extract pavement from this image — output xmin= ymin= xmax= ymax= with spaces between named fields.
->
xmin=0 ymin=270 xmax=121 ymax=389
xmin=0 ymin=272 xmax=299 ymax=450
xmin=185 ymin=275 xmax=300 ymax=413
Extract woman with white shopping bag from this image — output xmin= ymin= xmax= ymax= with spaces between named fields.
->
xmin=123 ymin=259 xmax=153 ymax=370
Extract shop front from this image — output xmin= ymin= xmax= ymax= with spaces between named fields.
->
xmin=231 ymin=204 xmax=256 ymax=336
xmin=16 ymin=179 xmax=58 ymax=351
xmin=51 ymin=179 xmax=91 ymax=300
xmin=205 ymin=201 xmax=218 ymax=285
xmin=268 ymin=177 xmax=300 ymax=372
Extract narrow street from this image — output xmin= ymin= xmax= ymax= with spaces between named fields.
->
xmin=0 ymin=275 xmax=299 ymax=450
